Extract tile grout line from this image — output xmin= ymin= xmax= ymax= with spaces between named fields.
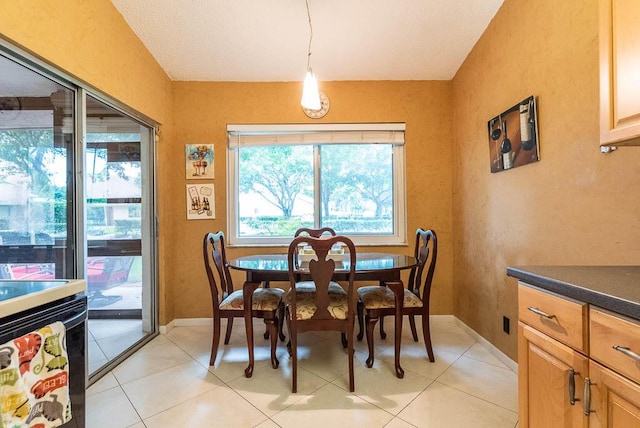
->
xmin=159 ymin=329 xmax=277 ymax=425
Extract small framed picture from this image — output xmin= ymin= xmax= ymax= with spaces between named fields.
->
xmin=487 ymin=96 xmax=540 ymax=173
xmin=186 ymin=183 xmax=215 ymax=220
xmin=185 ymin=144 xmax=214 ymax=179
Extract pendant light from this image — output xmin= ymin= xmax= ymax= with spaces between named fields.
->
xmin=301 ymin=0 xmax=321 ymax=110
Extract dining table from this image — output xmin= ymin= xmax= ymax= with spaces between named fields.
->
xmin=227 ymin=251 xmax=419 ymax=375
xmin=227 ymin=251 xmax=418 ymax=285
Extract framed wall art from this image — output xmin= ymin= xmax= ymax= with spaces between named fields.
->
xmin=487 ymin=95 xmax=540 ymax=173
xmin=186 ymin=183 xmax=215 ymax=220
xmin=185 ymin=144 xmax=214 ymax=179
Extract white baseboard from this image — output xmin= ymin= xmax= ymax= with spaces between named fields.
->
xmin=454 ymin=317 xmax=518 ymax=374
xmin=173 ymin=317 xmax=213 ymax=326
xmin=160 ymin=317 xmax=211 ymax=334
xmin=158 ymin=319 xmax=174 ymax=335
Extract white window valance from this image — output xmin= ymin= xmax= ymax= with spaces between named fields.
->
xmin=227 ymin=123 xmax=405 ymax=148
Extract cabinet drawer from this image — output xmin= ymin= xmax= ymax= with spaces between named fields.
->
xmin=590 ymin=307 xmax=640 ymax=385
xmin=518 ymin=283 xmax=587 ymax=352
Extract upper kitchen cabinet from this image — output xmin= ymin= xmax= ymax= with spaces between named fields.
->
xmin=600 ymin=0 xmax=640 ymax=146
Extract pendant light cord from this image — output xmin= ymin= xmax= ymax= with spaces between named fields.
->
xmin=305 ymin=0 xmax=313 ymax=71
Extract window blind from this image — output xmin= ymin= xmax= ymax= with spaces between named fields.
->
xmin=227 ymin=123 xmax=405 ymax=148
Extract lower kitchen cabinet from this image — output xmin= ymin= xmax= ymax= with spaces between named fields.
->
xmin=508 ymin=267 xmax=640 ymax=428
xmin=588 ymin=360 xmax=640 ymax=427
xmin=518 ymin=281 xmax=640 ymax=427
xmin=518 ymin=322 xmax=589 ymax=427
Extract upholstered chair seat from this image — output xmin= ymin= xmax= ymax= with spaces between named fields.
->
xmin=357 ymin=286 xmax=423 ymax=310
xmin=220 ymin=288 xmax=284 ymax=311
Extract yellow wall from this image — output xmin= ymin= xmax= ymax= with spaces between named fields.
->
xmin=169 ymin=81 xmax=455 ymax=319
xmin=0 ymin=0 xmax=175 ymax=323
xmin=0 ymin=1 xmax=455 ymax=327
xmin=452 ymin=0 xmax=640 ymax=360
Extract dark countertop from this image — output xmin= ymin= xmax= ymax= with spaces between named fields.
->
xmin=507 ymin=266 xmax=640 ymax=321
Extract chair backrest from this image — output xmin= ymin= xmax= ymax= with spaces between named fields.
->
xmin=203 ymin=231 xmax=235 ymax=307
xmin=287 ymin=234 xmax=356 ymax=321
xmin=407 ymin=229 xmax=437 ymax=302
xmin=293 ymin=227 xmax=336 ymax=238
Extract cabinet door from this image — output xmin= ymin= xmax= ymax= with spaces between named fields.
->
xmin=600 ymin=0 xmax=640 ymax=146
xmin=519 ymin=322 xmax=589 ymax=428
xmin=588 ymin=360 xmax=640 ymax=427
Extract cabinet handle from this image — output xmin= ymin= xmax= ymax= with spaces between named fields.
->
xmin=527 ymin=306 xmax=556 ymax=319
xmin=583 ymin=378 xmax=592 ymax=416
xmin=568 ymin=368 xmax=578 ymax=405
xmin=613 ymin=345 xmax=640 ymax=362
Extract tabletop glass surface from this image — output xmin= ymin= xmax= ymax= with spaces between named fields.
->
xmin=228 ymin=252 xmax=417 ymax=272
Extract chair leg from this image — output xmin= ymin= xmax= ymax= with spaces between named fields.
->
xmin=356 ymin=300 xmax=364 ymax=341
xmin=393 ymin=315 xmax=405 ymax=379
xmin=291 ymin=326 xmax=298 ymax=393
xmin=278 ymin=303 xmax=286 ymax=341
xmin=409 ymin=315 xmax=418 ymax=342
xmin=347 ymin=318 xmax=355 ymax=392
xmin=422 ymin=314 xmax=435 ymax=362
xmin=285 ymin=308 xmax=292 ymax=356
xmin=267 ymin=318 xmax=279 ymax=369
xmin=365 ymin=314 xmax=378 ymax=368
xmin=341 ymin=332 xmax=347 ymax=348
xmin=244 ymin=317 xmax=255 ymax=378
xmin=387 ymin=281 xmax=405 ymax=379
xmin=224 ymin=318 xmax=234 ymax=345
xmin=243 ymin=282 xmax=259 ymax=378
xmin=379 ymin=316 xmax=387 ymax=340
xmin=210 ymin=314 xmax=221 ymax=366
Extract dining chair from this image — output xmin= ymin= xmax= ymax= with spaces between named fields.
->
xmin=286 ymin=234 xmax=357 ymax=392
xmin=290 ymin=227 xmax=349 ymax=346
xmin=356 ymin=228 xmax=437 ymax=378
xmin=203 ymin=231 xmax=284 ymax=378
xmin=294 ymin=227 xmax=336 ymax=238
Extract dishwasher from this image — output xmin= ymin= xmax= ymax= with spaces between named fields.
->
xmin=0 ymin=280 xmax=87 ymax=428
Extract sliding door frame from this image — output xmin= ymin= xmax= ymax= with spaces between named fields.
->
xmin=1 ymin=37 xmax=160 ymax=385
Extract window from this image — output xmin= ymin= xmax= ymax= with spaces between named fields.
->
xmin=227 ymin=123 xmax=406 ymax=246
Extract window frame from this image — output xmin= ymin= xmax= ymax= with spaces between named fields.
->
xmin=227 ymin=123 xmax=407 ymax=246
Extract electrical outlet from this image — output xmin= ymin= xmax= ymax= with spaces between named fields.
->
xmin=503 ymin=316 xmax=510 ymax=334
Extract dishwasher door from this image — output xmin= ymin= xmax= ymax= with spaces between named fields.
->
xmin=0 ymin=294 xmax=87 ymax=428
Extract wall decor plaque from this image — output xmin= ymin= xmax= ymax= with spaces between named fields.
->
xmin=487 ymin=95 xmax=540 ymax=173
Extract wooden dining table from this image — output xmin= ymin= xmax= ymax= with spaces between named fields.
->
xmin=227 ymin=251 xmax=419 ymax=375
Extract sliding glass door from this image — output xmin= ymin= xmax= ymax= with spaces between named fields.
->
xmin=0 ymin=55 xmax=76 ymax=283
xmin=0 ymin=51 xmax=158 ymax=383
xmin=84 ymin=95 xmax=157 ymax=378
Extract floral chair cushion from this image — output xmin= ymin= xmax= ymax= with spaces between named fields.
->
xmin=357 ymin=285 xmax=423 ymax=310
xmin=283 ymin=280 xmax=346 ymax=304
xmin=219 ymin=287 xmax=284 ymax=311
xmin=289 ymin=289 xmax=349 ymax=320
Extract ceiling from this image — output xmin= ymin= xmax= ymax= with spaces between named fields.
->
xmin=109 ymin=0 xmax=504 ymax=82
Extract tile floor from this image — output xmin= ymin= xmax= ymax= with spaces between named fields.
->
xmin=87 ymin=316 xmax=519 ymax=428
xmin=88 ymin=319 xmax=146 ymax=373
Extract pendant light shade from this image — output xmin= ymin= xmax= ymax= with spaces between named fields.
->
xmin=301 ymin=0 xmax=321 ymax=110
xmin=301 ymin=69 xmax=321 ymax=110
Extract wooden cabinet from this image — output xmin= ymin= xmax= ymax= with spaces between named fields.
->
xmin=518 ymin=284 xmax=589 ymax=427
xmin=518 ymin=284 xmax=588 ymax=352
xmin=518 ymin=322 xmax=589 ymax=427
xmin=588 ymin=360 xmax=640 ymax=427
xmin=587 ymin=308 xmax=640 ymax=427
xmin=590 ymin=308 xmax=640 ymax=385
xmin=518 ymin=283 xmax=640 ymax=427
xmin=599 ymin=0 xmax=640 ymax=146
